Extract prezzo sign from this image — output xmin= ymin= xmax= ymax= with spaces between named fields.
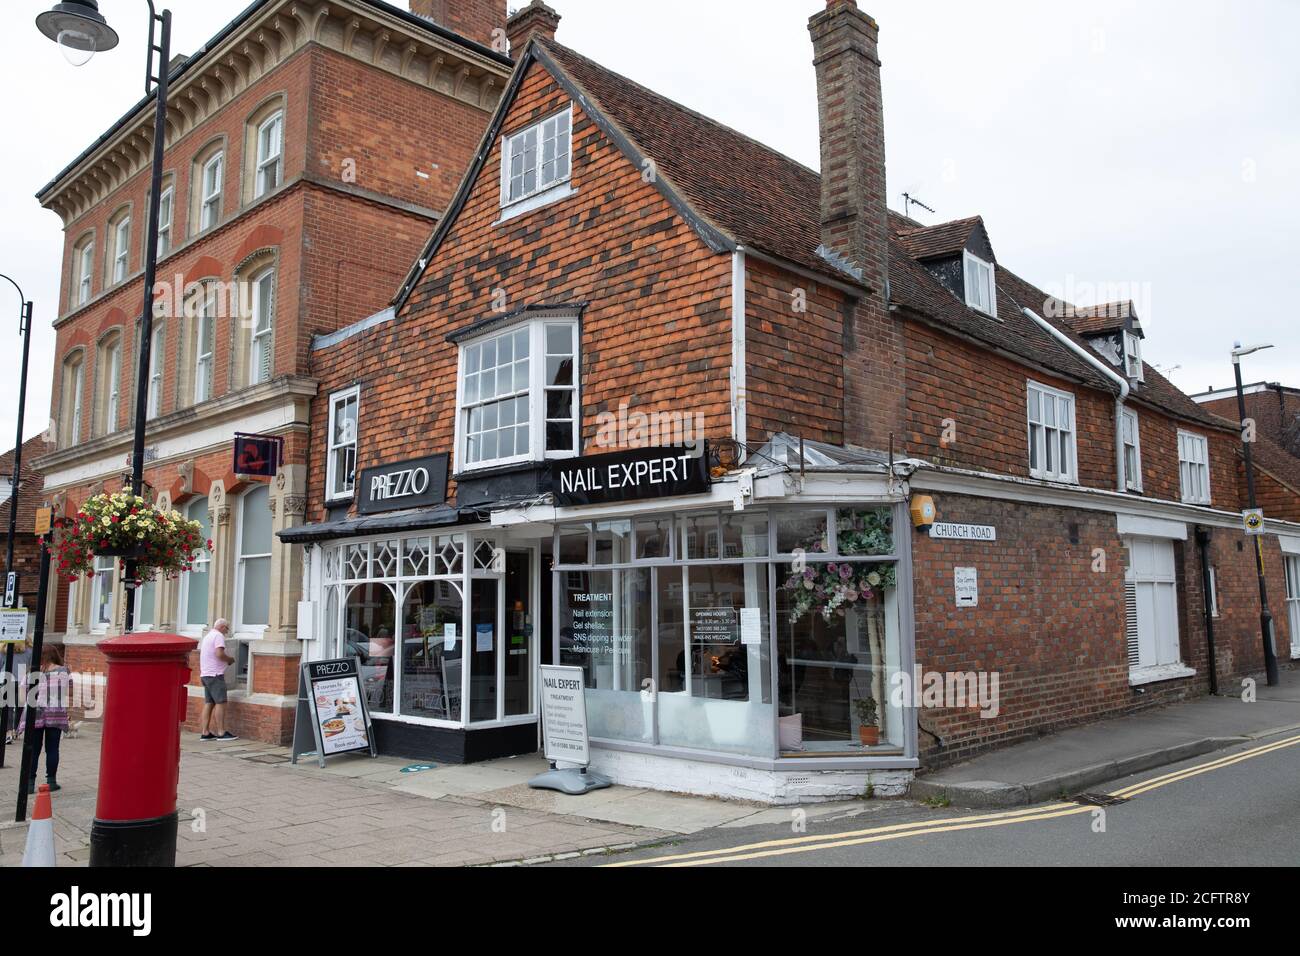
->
xmin=930 ymin=523 xmax=998 ymax=542
xmin=357 ymin=453 xmax=449 ymax=515
xmin=551 ymin=446 xmax=711 ymax=507
xmin=291 ymin=656 xmax=378 ymax=767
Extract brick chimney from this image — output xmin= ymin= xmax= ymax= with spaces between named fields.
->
xmin=810 ymin=0 xmax=888 ymax=292
xmin=409 ymin=1 xmax=508 ymax=49
xmin=506 ymin=1 xmax=561 ymax=55
xmin=809 ymin=1 xmax=904 ymax=453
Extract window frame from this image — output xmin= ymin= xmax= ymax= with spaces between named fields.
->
xmin=248 ymin=266 xmax=276 ymax=385
xmin=156 ymin=184 xmax=174 ymax=259
xmin=146 ymin=321 xmax=165 ymax=419
xmin=454 ymin=316 xmax=581 ymax=473
xmin=74 ymin=235 xmax=95 ymax=307
xmin=90 ymin=553 xmax=115 ymax=633
xmin=99 ymin=336 xmax=122 ymax=436
xmin=1121 ymin=407 xmax=1143 ymax=492
xmin=62 ymin=355 xmax=84 ymax=447
xmin=110 ymin=212 xmax=132 ymax=284
xmin=254 ymin=110 xmax=284 ymax=199
xmin=963 ymin=249 xmax=997 ymax=318
xmin=234 ymin=484 xmax=272 ymax=638
xmin=1123 ymin=330 xmax=1144 ymax=382
xmin=1207 ymin=565 xmax=1220 ymax=619
xmin=326 ymin=385 xmax=360 ymax=502
xmin=193 ymin=285 xmax=217 ymax=405
xmin=1026 ymin=380 xmax=1078 ymax=484
xmin=177 ymin=496 xmax=212 ymax=636
xmin=499 ymin=105 xmax=574 ymax=214
xmin=200 ymin=151 xmax=224 ymax=231
xmin=1177 ymin=430 xmax=1211 ymax=505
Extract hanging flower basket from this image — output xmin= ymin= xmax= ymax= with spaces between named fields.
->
xmin=52 ymin=490 xmax=212 ymax=584
xmin=785 ymin=562 xmax=897 ymax=623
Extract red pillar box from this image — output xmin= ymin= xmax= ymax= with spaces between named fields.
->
xmin=89 ymin=632 xmax=197 ymax=867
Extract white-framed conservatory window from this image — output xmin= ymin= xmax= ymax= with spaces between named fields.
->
xmin=963 ymin=250 xmax=997 ymax=318
xmin=255 ymin=110 xmax=284 ymax=198
xmin=457 ymin=317 xmax=579 ymax=470
xmin=147 ymin=322 xmax=165 ymax=418
xmin=91 ymin=553 xmax=114 ymax=632
xmin=235 ymin=484 xmax=272 ymax=634
xmin=1177 ymin=430 xmax=1211 ymax=505
xmin=500 ymin=105 xmax=572 ymax=212
xmin=1124 ymin=330 xmax=1144 ymax=381
xmin=179 ymin=496 xmax=211 ymax=633
xmin=156 ymin=185 xmax=173 ymax=259
xmin=1121 ymin=407 xmax=1142 ymax=492
xmin=249 ymin=268 xmax=275 ymax=385
xmin=327 ymin=386 xmax=359 ymax=501
xmin=200 ymin=152 xmax=224 ymax=230
xmin=1027 ymin=381 xmax=1077 ymax=483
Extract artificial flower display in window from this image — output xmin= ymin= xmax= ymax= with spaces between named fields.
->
xmin=786 ymin=562 xmax=897 ymax=623
xmin=53 ymin=490 xmax=212 ymax=583
xmin=835 ymin=507 xmax=894 ymax=555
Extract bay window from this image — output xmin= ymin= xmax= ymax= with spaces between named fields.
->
xmin=456 ymin=316 xmax=579 ymax=470
xmin=1026 ymin=381 xmax=1077 ymax=483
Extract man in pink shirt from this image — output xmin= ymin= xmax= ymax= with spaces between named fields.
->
xmin=199 ymin=619 xmax=237 ymax=741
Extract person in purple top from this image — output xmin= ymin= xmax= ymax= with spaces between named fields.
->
xmin=27 ymin=644 xmax=72 ymax=793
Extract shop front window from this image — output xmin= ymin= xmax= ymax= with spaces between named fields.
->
xmin=401 ymin=579 xmax=463 ymax=721
xmin=554 ymin=506 xmax=905 ymax=760
xmin=346 ymin=582 xmax=396 ymax=714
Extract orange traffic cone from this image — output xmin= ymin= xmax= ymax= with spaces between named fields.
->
xmin=22 ymin=783 xmax=56 ymax=867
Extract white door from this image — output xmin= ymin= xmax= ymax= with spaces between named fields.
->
xmin=1285 ymin=555 xmax=1300 ymax=658
xmin=1124 ymin=537 xmax=1181 ymax=670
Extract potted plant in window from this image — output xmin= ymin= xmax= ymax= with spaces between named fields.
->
xmin=53 ymin=490 xmax=212 ymax=584
xmin=854 ymin=696 xmax=880 ymax=747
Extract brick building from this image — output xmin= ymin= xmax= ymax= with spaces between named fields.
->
xmin=276 ymin=0 xmax=1300 ymax=801
xmin=33 ymin=0 xmax=511 ymax=742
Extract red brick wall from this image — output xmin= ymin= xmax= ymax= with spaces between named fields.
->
xmin=304 ymin=61 xmax=735 ymax=522
xmin=409 ymin=0 xmax=508 ymax=48
xmin=1201 ymin=387 xmax=1300 ymax=459
xmin=911 ymin=493 xmax=1290 ymax=766
xmin=744 ymin=257 xmax=844 ymax=445
xmin=905 ymin=321 xmax=1115 ymax=486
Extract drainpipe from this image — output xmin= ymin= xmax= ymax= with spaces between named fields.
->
xmin=1022 ymin=308 xmax=1130 ymax=492
xmin=1194 ymin=525 xmax=1220 ymax=695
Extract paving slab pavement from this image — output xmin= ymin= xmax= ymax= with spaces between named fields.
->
xmin=911 ymin=668 xmax=1300 ymax=808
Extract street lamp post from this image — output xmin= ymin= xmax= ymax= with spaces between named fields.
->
xmin=1232 ymin=341 xmax=1280 ymax=687
xmin=0 ymin=275 xmax=34 ymax=770
xmin=38 ymin=0 xmax=172 ymax=634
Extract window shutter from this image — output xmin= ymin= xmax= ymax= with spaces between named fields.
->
xmin=1125 ymin=582 xmax=1141 ymax=667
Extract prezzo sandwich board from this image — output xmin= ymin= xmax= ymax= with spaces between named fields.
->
xmin=291 ymin=657 xmax=378 ymax=768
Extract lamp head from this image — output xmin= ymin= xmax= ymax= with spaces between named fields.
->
xmin=36 ymin=1 xmax=119 ymax=67
xmin=1231 ymin=342 xmax=1274 ymax=364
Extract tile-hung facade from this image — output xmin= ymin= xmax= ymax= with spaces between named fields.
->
xmin=34 ymin=0 xmax=511 ymax=744
xmin=286 ymin=0 xmax=1300 ymax=800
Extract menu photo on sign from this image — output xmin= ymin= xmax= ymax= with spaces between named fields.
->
xmin=293 ymin=657 xmax=378 ymax=765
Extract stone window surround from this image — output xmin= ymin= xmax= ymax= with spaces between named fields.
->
xmin=242 ymin=93 xmax=288 ymax=205
xmin=229 ymin=247 xmax=280 ymax=392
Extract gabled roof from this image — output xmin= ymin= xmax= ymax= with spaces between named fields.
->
xmin=391 ymin=36 xmax=1227 ymax=433
xmin=894 ymin=216 xmax=984 ymax=261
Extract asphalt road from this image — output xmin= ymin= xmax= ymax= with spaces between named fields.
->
xmin=554 ymin=731 xmax=1300 ymax=867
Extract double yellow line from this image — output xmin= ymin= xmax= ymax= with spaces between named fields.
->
xmin=603 ymin=733 xmax=1300 ymax=867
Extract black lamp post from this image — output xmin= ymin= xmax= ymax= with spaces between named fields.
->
xmin=38 ymin=0 xmax=172 ymax=635
xmin=0 ymin=274 xmax=34 ymax=770
xmin=1232 ymin=341 xmax=1280 ymax=687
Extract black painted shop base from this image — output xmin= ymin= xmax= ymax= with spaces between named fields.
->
xmin=371 ymin=719 xmax=538 ymax=764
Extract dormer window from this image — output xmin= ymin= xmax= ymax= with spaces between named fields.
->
xmin=499 ymin=106 xmax=573 ymax=220
xmin=1124 ymin=330 xmax=1144 ymax=382
xmin=963 ymin=250 xmax=997 ymax=317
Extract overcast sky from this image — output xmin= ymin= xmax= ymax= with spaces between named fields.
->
xmin=2 ymin=0 xmax=1297 ymax=449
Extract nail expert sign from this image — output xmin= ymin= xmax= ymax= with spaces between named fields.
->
xmin=552 ymin=446 xmax=710 ymax=507
xmin=357 ymin=453 xmax=449 ymax=515
xmin=539 ymin=665 xmax=592 ymax=766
